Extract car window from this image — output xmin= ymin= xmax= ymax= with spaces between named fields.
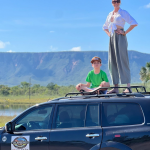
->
xmin=86 ymin=104 xmax=99 ymax=127
xmin=54 ymin=104 xmax=99 ymax=129
xmin=102 ymin=103 xmax=144 ymax=127
xmin=15 ymin=105 xmax=53 ymax=131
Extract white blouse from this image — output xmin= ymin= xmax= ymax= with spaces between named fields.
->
xmin=103 ymin=8 xmax=138 ymax=36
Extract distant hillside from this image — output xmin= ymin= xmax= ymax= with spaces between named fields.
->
xmin=0 ymin=51 xmax=149 ymax=86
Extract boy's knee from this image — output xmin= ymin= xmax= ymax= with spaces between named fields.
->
xmin=100 ymin=81 xmax=107 ymax=87
xmin=76 ymin=85 xmax=79 ymax=91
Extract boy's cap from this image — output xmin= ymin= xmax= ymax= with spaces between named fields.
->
xmin=91 ymin=56 xmax=101 ymax=63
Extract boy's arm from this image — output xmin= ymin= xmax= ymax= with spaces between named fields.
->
xmin=100 ymin=72 xmax=110 ymax=88
xmin=86 ymin=82 xmax=91 ymax=87
xmin=78 ymin=82 xmax=91 ymax=88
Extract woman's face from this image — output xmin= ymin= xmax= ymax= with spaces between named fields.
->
xmin=112 ymin=0 xmax=121 ymax=8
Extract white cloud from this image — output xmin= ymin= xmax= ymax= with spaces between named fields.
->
xmin=50 ymin=31 xmax=55 ymax=33
xmin=145 ymin=3 xmax=150 ymax=8
xmin=7 ymin=50 xmax=14 ymax=53
xmin=0 ymin=41 xmax=10 ymax=49
xmin=70 ymin=46 xmax=81 ymax=51
xmin=50 ymin=45 xmax=58 ymax=51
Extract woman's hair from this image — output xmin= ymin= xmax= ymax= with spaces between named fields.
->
xmin=112 ymin=0 xmax=121 ymax=3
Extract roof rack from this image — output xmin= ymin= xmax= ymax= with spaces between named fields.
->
xmin=47 ymin=86 xmax=149 ymax=102
xmin=65 ymin=86 xmax=148 ymax=98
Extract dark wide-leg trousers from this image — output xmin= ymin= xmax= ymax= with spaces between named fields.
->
xmin=108 ymin=31 xmax=131 ymax=85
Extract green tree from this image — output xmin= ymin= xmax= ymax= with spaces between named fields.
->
xmin=146 ymin=62 xmax=150 ymax=78
xmin=0 ymin=85 xmax=5 ymax=89
xmin=47 ymin=82 xmax=56 ymax=90
xmin=0 ymin=86 xmax=10 ymax=96
xmin=32 ymin=84 xmax=40 ymax=88
xmin=11 ymin=86 xmax=20 ymax=96
xmin=140 ymin=62 xmax=150 ymax=83
xmin=21 ymin=82 xmax=30 ymax=88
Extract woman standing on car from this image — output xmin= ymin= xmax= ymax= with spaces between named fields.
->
xmin=103 ymin=0 xmax=138 ymax=93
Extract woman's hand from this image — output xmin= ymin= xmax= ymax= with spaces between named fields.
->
xmin=115 ymin=29 xmax=125 ymax=35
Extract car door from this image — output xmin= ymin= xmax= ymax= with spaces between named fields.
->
xmin=50 ymin=103 xmax=102 ymax=150
xmin=101 ymin=102 xmax=150 ymax=150
xmin=1 ymin=104 xmax=54 ymax=150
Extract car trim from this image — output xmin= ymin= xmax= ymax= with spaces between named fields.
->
xmin=102 ymin=123 xmax=145 ymax=129
xmin=51 ymin=126 xmax=102 ymax=131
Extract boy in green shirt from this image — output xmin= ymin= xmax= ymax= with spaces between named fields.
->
xmin=76 ymin=56 xmax=110 ymax=94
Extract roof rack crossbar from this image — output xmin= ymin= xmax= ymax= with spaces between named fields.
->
xmin=65 ymin=86 xmax=147 ymax=97
xmin=130 ymin=86 xmax=146 ymax=93
xmin=64 ymin=93 xmax=144 ymax=100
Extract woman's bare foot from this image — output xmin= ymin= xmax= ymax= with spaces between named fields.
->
xmin=107 ymin=88 xmax=119 ymax=94
xmin=123 ymin=88 xmax=132 ymax=93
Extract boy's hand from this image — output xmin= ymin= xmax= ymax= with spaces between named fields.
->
xmin=76 ymin=83 xmax=82 ymax=91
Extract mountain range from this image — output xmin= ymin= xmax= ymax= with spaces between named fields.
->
xmin=0 ymin=51 xmax=149 ymax=86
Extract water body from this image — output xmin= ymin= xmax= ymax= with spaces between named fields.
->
xmin=0 ymin=104 xmax=33 ymax=116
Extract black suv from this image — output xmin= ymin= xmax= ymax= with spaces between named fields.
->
xmin=1 ymin=86 xmax=150 ymax=150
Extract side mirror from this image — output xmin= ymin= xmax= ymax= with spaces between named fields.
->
xmin=5 ymin=122 xmax=14 ymax=133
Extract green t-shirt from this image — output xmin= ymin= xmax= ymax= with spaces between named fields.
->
xmin=86 ymin=70 xmax=109 ymax=88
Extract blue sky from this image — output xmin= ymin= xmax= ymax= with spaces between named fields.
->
xmin=0 ymin=0 xmax=150 ymax=53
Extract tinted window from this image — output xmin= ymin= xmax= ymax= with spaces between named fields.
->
xmin=15 ymin=105 xmax=52 ymax=131
xmin=102 ymin=103 xmax=144 ymax=127
xmin=54 ymin=105 xmax=86 ymax=128
xmin=54 ymin=104 xmax=99 ymax=129
xmin=86 ymin=104 xmax=99 ymax=127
